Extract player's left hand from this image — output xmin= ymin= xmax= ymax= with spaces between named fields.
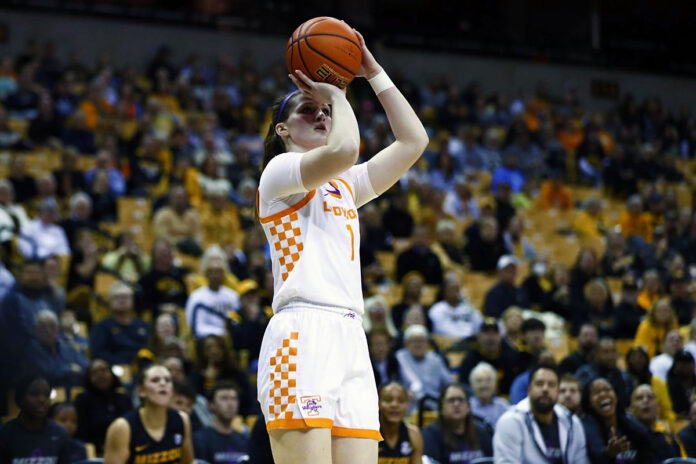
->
xmin=352 ymin=28 xmax=383 ymax=79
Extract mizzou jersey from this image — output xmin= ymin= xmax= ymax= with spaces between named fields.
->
xmin=124 ymin=408 xmax=184 ymax=464
xmin=257 ymin=152 xmax=377 ymax=316
xmin=379 ymin=422 xmax=414 ymax=464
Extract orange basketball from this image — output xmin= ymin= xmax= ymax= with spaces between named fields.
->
xmin=286 ymin=17 xmax=362 ymax=89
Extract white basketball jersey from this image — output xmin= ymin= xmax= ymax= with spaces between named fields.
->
xmin=257 ymin=152 xmax=377 ymax=315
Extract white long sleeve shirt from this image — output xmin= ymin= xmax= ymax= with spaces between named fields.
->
xmin=18 ymin=218 xmax=71 ymax=259
xmin=185 ymin=285 xmax=240 ymax=339
xmin=428 ymin=298 xmax=484 ymax=338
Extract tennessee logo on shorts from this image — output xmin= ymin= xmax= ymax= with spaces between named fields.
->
xmin=300 ymin=395 xmax=322 ymax=417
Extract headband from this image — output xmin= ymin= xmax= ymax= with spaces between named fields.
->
xmin=276 ymin=90 xmax=300 ymax=124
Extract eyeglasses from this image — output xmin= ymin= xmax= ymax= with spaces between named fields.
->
xmin=445 ymin=397 xmax=467 ymax=405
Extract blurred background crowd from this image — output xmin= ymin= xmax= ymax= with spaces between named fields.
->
xmin=2 ymin=2 xmax=696 ymax=463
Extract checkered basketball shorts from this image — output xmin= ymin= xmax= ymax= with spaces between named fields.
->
xmin=257 ymin=303 xmax=381 ymax=440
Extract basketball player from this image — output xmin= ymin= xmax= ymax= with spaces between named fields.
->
xmin=257 ymin=28 xmax=428 ymax=464
xmin=103 ymin=365 xmax=194 ymax=464
xmin=378 ymin=382 xmax=423 ymax=463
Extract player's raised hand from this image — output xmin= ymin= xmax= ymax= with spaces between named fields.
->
xmin=289 ymin=69 xmax=345 ymax=103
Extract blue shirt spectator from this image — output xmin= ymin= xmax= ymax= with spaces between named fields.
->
xmin=89 ymin=282 xmax=149 ymax=365
xmin=85 ymin=150 xmax=126 ymax=196
xmin=28 ymin=310 xmax=89 ymax=389
xmin=491 ymin=154 xmax=525 ymax=193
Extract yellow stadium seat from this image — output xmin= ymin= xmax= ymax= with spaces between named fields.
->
xmin=375 ymin=251 xmax=396 ymax=279
xmin=85 ymin=443 xmax=97 ymax=459
xmin=117 ymin=197 xmax=152 ymax=226
xmin=246 ymin=415 xmax=258 ymax=431
xmin=445 ymin=351 xmax=466 ymax=369
xmin=432 ymin=334 xmax=459 ymax=351
xmin=51 ymin=387 xmax=67 ymax=404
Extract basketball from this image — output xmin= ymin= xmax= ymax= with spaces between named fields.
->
xmin=286 ymin=17 xmax=362 ymax=89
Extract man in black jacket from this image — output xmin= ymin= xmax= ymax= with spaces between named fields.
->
xmin=559 ymin=323 xmax=599 ymax=375
xmin=458 ymin=318 xmax=522 ymax=396
xmin=576 ymin=338 xmax=635 ymax=408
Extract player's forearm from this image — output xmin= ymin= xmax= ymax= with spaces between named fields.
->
xmin=378 ymin=86 xmax=429 ymax=152
xmin=325 ymin=95 xmax=360 ymax=163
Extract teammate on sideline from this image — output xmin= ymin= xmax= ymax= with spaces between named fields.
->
xmin=378 ymin=382 xmax=423 ymax=463
xmin=103 ymin=364 xmax=194 ymax=464
xmin=256 ymin=28 xmax=428 ymax=464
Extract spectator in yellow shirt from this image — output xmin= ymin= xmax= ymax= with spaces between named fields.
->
xmin=638 ymin=269 xmax=663 ymax=311
xmin=574 ymin=198 xmax=607 ymax=240
xmin=537 ymin=172 xmax=573 ymax=211
xmin=153 ymin=185 xmax=203 ymax=256
xmin=634 ymin=297 xmax=679 ymax=358
xmin=200 ymin=185 xmax=242 ymax=249
xmin=617 ymin=194 xmax=653 ymax=243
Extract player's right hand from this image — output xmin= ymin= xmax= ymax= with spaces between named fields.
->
xmin=289 ymin=69 xmax=346 ymax=103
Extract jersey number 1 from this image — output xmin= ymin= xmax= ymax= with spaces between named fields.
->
xmin=346 ymin=224 xmax=355 ymax=261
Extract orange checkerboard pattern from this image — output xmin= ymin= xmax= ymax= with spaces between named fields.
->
xmin=268 ymin=331 xmax=299 ymax=421
xmin=268 ymin=212 xmax=304 ymax=281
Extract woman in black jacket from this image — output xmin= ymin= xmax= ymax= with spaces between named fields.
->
xmin=73 ymin=359 xmax=132 ymax=453
xmin=666 ymin=349 xmax=696 ymax=418
xmin=581 ymin=377 xmax=654 ymax=463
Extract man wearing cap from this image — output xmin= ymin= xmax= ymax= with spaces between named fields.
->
xmin=484 ymin=255 xmax=521 ymax=319
xmin=614 ymin=274 xmax=645 ymax=338
xmin=18 ymin=198 xmax=70 ymax=259
xmin=671 ymin=272 xmax=696 ymax=325
xmin=396 ymin=324 xmax=452 ymax=408
xmin=458 ymin=318 xmax=523 ymax=395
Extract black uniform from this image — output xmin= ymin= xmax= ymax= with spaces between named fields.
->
xmin=379 ymin=422 xmax=414 ymax=464
xmin=0 ymin=418 xmax=71 ymax=464
xmin=125 ymin=408 xmax=184 ymax=464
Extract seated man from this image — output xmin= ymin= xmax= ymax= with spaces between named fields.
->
xmin=558 ymin=374 xmax=582 ymax=416
xmin=395 ymin=225 xmax=443 ymax=285
xmin=428 ymin=277 xmax=483 ymax=338
xmin=136 ymin=239 xmax=188 ymax=317
xmin=1 ymin=259 xmax=63 ymax=375
xmin=186 ymin=246 xmax=241 ymax=340
xmin=89 ymin=283 xmax=149 ymax=365
xmin=194 ymin=381 xmax=250 ymax=464
xmin=628 ymin=384 xmax=682 ymax=461
xmin=575 ymin=338 xmax=635 ymax=408
xmin=484 ymin=255 xmax=520 ymax=318
xmin=517 ymin=318 xmax=547 ymax=372
xmin=457 ymin=318 xmax=522 ymax=396
xmin=396 ymin=325 xmax=452 ymax=409
xmin=153 ymin=185 xmax=203 ymax=256
xmin=559 ymin=323 xmax=598 ymax=375
xmin=27 ymin=310 xmax=88 ymax=389
xmin=18 ymin=198 xmax=71 ymax=259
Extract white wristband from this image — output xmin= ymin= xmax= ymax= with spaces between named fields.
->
xmin=368 ymin=71 xmax=394 ymax=95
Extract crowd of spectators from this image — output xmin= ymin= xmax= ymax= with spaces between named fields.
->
xmin=1 ymin=36 xmax=696 ymax=462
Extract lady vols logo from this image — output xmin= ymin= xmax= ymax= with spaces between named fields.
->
xmin=300 ymin=395 xmax=323 ymax=416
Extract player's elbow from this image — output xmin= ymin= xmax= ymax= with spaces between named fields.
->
xmin=330 ymin=140 xmax=359 ymax=166
xmin=412 ymin=128 xmax=429 ymax=154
